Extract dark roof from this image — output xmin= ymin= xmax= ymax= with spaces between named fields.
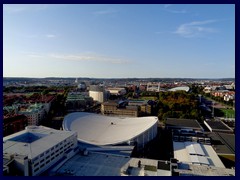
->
xmin=4 ymin=115 xmax=28 ymax=123
xmin=157 ymin=160 xmax=170 ymax=170
xmin=217 ymin=132 xmax=235 ymax=153
xmin=165 ymin=118 xmax=202 ymax=130
xmin=206 ymin=132 xmax=235 ymax=154
xmin=205 ymin=120 xmax=233 ymax=131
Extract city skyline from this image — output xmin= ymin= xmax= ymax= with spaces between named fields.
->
xmin=3 ymin=4 xmax=235 ymax=78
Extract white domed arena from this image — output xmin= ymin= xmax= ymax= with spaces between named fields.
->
xmin=63 ymin=112 xmax=158 ymax=147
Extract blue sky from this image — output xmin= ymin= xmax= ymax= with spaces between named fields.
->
xmin=3 ymin=4 xmax=235 ymax=78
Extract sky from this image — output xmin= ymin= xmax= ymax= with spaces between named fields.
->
xmin=3 ymin=4 xmax=235 ymax=78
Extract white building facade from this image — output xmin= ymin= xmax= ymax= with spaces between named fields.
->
xmin=3 ymin=126 xmax=78 ymax=176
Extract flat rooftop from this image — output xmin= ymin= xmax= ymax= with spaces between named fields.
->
xmin=63 ymin=112 xmax=158 ymax=146
xmin=175 ymin=163 xmax=235 ymax=176
xmin=173 ymin=141 xmax=225 ymax=168
xmin=3 ymin=126 xmax=76 ymax=159
xmin=207 ymin=132 xmax=235 ymax=154
xmin=204 ymin=120 xmax=233 ymax=132
xmin=165 ymin=118 xmax=203 ymax=130
xmin=54 ymin=152 xmax=171 ymax=176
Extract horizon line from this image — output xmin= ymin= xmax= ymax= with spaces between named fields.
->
xmin=3 ymin=76 xmax=235 ymax=80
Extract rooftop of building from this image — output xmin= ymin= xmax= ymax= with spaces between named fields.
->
xmin=165 ymin=118 xmax=203 ymax=130
xmin=206 ymin=132 xmax=235 ymax=154
xmin=102 ymin=101 xmax=118 ymax=106
xmin=204 ymin=120 xmax=233 ymax=132
xmin=66 ymin=93 xmax=93 ymax=101
xmin=173 ymin=141 xmax=225 ymax=168
xmin=175 ymin=162 xmax=235 ymax=176
xmin=53 ymin=151 xmax=171 ymax=176
xmin=18 ymin=103 xmax=45 ymax=113
xmin=3 ymin=126 xmax=77 ymax=159
xmin=63 ymin=112 xmax=158 ymax=146
xmin=168 ymin=86 xmax=190 ymax=92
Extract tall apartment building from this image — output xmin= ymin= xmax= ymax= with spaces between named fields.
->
xmin=18 ymin=103 xmax=46 ymax=126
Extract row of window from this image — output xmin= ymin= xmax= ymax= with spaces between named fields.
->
xmin=33 ymin=144 xmax=75 ymax=174
xmin=32 ymin=140 xmax=76 ymax=165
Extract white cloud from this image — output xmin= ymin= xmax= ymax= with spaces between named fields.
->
xmin=46 ymin=34 xmax=57 ymax=38
xmin=27 ymin=54 xmax=44 ymax=58
xmin=49 ymin=53 xmax=129 ymax=64
xmin=93 ymin=9 xmax=118 ymax=15
xmin=23 ymin=52 xmax=130 ymax=64
xmin=174 ymin=20 xmax=218 ymax=38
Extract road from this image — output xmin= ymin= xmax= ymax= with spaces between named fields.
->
xmin=202 ymin=96 xmax=234 ymax=110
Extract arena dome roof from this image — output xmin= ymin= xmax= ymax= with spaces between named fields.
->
xmin=63 ymin=112 xmax=158 ymax=146
xmin=168 ymin=86 xmax=190 ymax=92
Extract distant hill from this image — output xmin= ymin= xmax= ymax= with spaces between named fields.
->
xmin=3 ymin=77 xmax=235 ymax=82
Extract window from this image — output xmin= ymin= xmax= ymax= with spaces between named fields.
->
xmin=34 ymin=168 xmax=39 ymax=173
xmin=33 ymin=162 xmax=39 ymax=167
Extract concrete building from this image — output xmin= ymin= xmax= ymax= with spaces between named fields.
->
xmin=204 ymin=120 xmax=234 ymax=133
xmin=101 ymin=101 xmax=139 ymax=117
xmin=52 ymin=151 xmax=171 ymax=176
xmin=173 ymin=141 xmax=225 ymax=168
xmin=128 ymin=100 xmax=152 ymax=115
xmin=3 ymin=126 xmax=78 ymax=176
xmin=207 ymin=132 xmax=235 ymax=167
xmin=107 ymin=87 xmax=126 ymax=96
xmin=65 ymin=92 xmax=93 ymax=112
xmin=18 ymin=103 xmax=46 ymax=126
xmin=89 ymin=85 xmax=108 ymax=103
xmin=165 ymin=118 xmax=204 ymax=132
xmin=147 ymin=82 xmax=160 ymax=92
xmin=63 ymin=112 xmax=158 ymax=148
xmin=172 ymin=129 xmax=210 ymax=145
xmin=173 ymin=162 xmax=235 ymax=176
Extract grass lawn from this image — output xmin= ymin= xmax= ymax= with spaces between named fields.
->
xmin=220 ymin=108 xmax=235 ymax=118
